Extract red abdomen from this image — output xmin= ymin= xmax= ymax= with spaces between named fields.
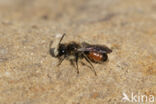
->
xmin=88 ymin=52 xmax=103 ymax=63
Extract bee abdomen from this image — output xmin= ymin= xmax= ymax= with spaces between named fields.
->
xmin=88 ymin=52 xmax=108 ymax=63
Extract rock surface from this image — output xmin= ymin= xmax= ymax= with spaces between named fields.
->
xmin=0 ymin=0 xmax=155 ymax=104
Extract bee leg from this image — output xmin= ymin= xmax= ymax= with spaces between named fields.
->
xmin=57 ymin=56 xmax=65 ymax=66
xmin=83 ymin=54 xmax=97 ymax=76
xmin=75 ymin=54 xmax=79 ymax=74
xmin=69 ymin=59 xmax=75 ymax=66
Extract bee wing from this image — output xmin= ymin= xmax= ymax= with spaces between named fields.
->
xmin=100 ymin=46 xmax=112 ymax=53
xmin=77 ymin=48 xmax=91 ymax=52
xmin=78 ymin=47 xmax=112 ymax=53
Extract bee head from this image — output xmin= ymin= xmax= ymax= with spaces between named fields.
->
xmin=49 ymin=33 xmax=66 ymax=57
xmin=57 ymin=44 xmax=67 ymax=57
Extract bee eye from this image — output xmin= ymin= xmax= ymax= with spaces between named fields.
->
xmin=58 ymin=44 xmax=66 ymax=56
xmin=58 ymin=48 xmax=66 ymax=56
xmin=61 ymin=50 xmax=65 ymax=53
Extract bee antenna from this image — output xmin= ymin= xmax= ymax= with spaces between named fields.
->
xmin=59 ymin=33 xmax=66 ymax=45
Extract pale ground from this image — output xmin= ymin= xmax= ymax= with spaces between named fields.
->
xmin=0 ymin=0 xmax=156 ymax=104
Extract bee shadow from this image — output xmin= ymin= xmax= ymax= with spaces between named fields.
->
xmin=49 ymin=48 xmax=57 ymax=57
xmin=69 ymin=60 xmax=92 ymax=69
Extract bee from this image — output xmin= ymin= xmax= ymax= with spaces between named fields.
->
xmin=49 ymin=33 xmax=112 ymax=76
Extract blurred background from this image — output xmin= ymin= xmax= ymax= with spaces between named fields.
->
xmin=0 ymin=0 xmax=155 ymax=104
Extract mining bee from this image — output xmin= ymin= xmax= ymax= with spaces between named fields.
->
xmin=49 ymin=33 xmax=112 ymax=76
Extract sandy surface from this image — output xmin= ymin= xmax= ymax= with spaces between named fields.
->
xmin=0 ymin=0 xmax=156 ymax=104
